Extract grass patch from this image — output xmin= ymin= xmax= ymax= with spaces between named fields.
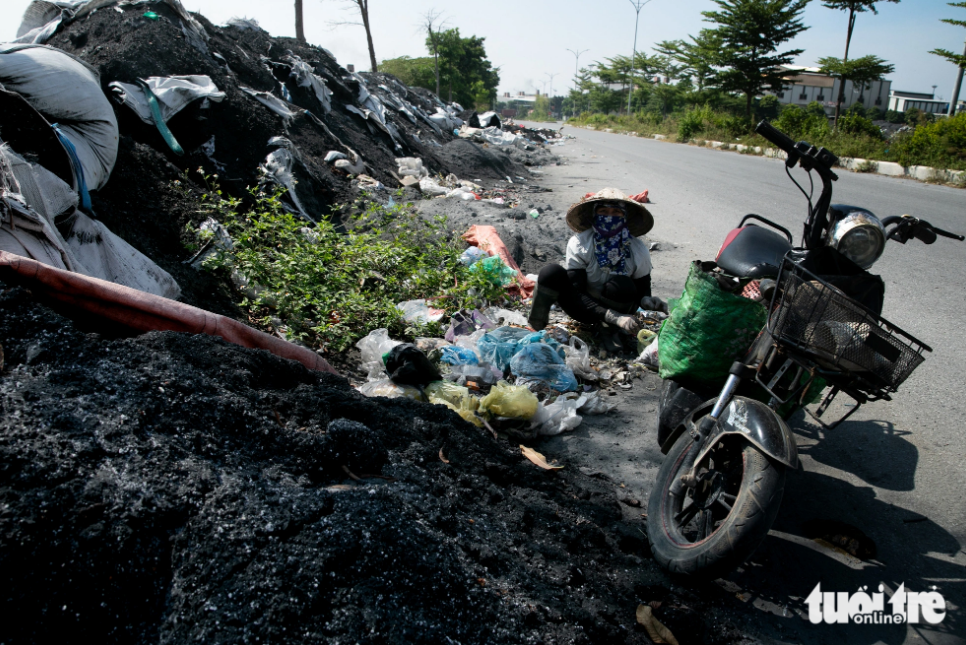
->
xmin=189 ymin=176 xmax=518 ymax=353
xmin=855 ymin=160 xmax=879 ymax=173
xmin=571 ymin=108 xmax=966 ymax=171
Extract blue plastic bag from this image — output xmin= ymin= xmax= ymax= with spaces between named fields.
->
xmin=439 ymin=345 xmax=479 ymax=366
xmin=478 ymin=327 xmax=534 ymax=372
xmin=509 ymin=344 xmax=579 ymax=392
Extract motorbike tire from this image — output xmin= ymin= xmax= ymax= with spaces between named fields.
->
xmin=657 ymin=381 xmax=706 ymax=447
xmin=646 ymin=431 xmax=786 ymax=579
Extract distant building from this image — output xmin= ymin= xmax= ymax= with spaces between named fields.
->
xmin=764 ymin=66 xmax=891 ymax=115
xmin=888 ymin=90 xmax=949 ymax=114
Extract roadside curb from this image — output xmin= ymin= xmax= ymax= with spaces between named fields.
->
xmin=572 ymin=125 xmax=964 ymax=187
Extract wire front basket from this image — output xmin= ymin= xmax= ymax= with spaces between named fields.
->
xmin=767 ymin=259 xmax=930 ymax=393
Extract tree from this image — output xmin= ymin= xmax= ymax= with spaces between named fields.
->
xmin=818 ymin=55 xmax=894 ymax=116
xmin=822 ymin=1 xmax=900 ymax=124
xmin=338 ymin=0 xmax=378 ymax=73
xmin=703 ymin=0 xmax=810 ymax=118
xmin=421 ymin=9 xmax=446 ymax=97
xmin=929 ymin=2 xmax=966 ymax=116
xmin=295 ymin=0 xmax=305 ymax=43
xmin=655 ymin=29 xmax=724 ymax=91
xmin=423 ymin=28 xmax=500 ymax=108
xmin=379 ymin=56 xmax=437 ymax=91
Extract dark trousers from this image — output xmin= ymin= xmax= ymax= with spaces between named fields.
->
xmin=537 ymin=263 xmax=646 ymax=324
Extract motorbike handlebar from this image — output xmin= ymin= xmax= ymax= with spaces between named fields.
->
xmin=884 ymin=215 xmax=966 ymax=244
xmin=755 ymin=120 xmax=797 ymax=155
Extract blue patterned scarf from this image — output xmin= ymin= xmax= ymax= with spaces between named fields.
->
xmin=592 ymin=212 xmax=632 ymax=275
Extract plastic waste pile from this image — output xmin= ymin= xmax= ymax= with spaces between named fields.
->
xmin=354 ymin=308 xmax=618 ymax=437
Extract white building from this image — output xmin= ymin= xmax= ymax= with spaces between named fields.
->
xmin=888 ymin=90 xmax=949 ymax=114
xmin=764 ymin=66 xmax=892 ymax=115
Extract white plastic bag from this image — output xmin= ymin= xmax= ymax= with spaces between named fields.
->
xmin=418 ymin=177 xmax=448 ymax=196
xmin=355 ymin=328 xmax=402 ymax=381
xmin=577 ymin=391 xmax=617 ymax=415
xmin=638 ymin=336 xmax=660 ymax=368
xmin=564 ymin=336 xmax=596 ymax=380
xmin=396 ymin=299 xmax=445 ymax=324
xmin=483 ymin=307 xmax=529 ymax=327
xmin=531 ymin=398 xmax=582 ymax=436
xmin=358 ymin=379 xmax=424 ymax=401
xmin=395 ymin=157 xmax=428 ymax=179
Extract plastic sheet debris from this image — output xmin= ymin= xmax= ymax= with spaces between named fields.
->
xmin=187 ymin=217 xmax=232 ymax=269
xmin=225 ymin=16 xmax=264 ymax=31
xmin=418 ymin=177 xmax=448 ymax=196
xmin=109 ymin=75 xmax=225 ymax=124
xmin=564 ymin=336 xmax=596 ymax=381
xmin=530 ymin=397 xmax=581 ymax=436
xmin=384 ymin=343 xmax=441 ymax=387
xmin=638 ymin=336 xmax=660 ymax=369
xmin=259 ymin=139 xmax=310 ymax=220
xmin=396 ymin=299 xmax=445 ymax=324
xmin=17 ymin=0 xmax=211 ymax=55
xmin=240 ymin=85 xmax=299 ymax=121
xmin=636 ymin=605 xmax=680 ymax=645
xmin=477 ymin=326 xmax=534 ymax=372
xmin=1 ymin=43 xmax=119 ymax=192
xmin=439 ymin=345 xmax=479 ymax=366
xmin=510 ymin=344 xmax=579 ymax=392
xmin=285 ymin=54 xmax=331 ymax=114
xmin=445 ymin=187 xmax=478 ymax=201
xmin=396 ymin=157 xmax=428 ymax=180
xmin=459 ymin=246 xmax=487 ymax=266
xmin=358 ymin=379 xmax=424 ymax=401
xmin=577 ymin=391 xmax=617 ymax=415
xmin=469 ymin=255 xmax=517 ymax=287
xmin=444 ymin=309 xmax=496 ymax=343
xmin=482 ymin=307 xmax=529 ymax=327
xmin=356 ymin=328 xmax=402 ymax=381
xmin=462 ymin=225 xmax=534 ymax=298
xmin=479 ymin=382 xmax=539 ymax=420
xmin=426 ymin=381 xmax=481 ymax=427
xmin=445 ymin=363 xmax=501 ymax=387
xmin=414 ymin=337 xmax=451 ymax=353
xmin=637 ymin=329 xmax=657 ymax=354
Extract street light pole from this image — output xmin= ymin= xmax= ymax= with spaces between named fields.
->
xmin=566 ymin=47 xmax=589 ymax=118
xmin=545 ymin=72 xmax=558 ymax=99
xmin=626 ymin=0 xmax=654 ymax=115
xmin=948 ymin=39 xmax=966 ymax=116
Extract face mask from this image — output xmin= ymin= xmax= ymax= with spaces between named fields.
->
xmin=593 ymin=214 xmax=627 ymax=239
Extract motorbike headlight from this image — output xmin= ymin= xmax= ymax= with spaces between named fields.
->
xmin=828 ymin=210 xmax=886 ymax=269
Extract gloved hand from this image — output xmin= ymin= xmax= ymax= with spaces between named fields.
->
xmin=640 ymin=296 xmax=669 ymax=314
xmin=604 ymin=309 xmax=640 ymax=335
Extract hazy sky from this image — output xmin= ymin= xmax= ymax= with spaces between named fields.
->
xmin=2 ymin=0 xmax=964 ymax=100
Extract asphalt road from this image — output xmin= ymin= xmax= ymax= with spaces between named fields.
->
xmin=522 ymin=122 xmax=966 ymax=645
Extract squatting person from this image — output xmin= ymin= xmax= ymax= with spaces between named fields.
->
xmin=527 ymin=188 xmax=666 ymax=350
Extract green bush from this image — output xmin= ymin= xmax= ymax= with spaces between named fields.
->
xmin=195 ymin=182 xmax=512 ymax=352
xmin=891 ymin=112 xmax=966 ymax=169
xmin=885 ymin=110 xmax=905 ymax=124
xmin=838 ymin=113 xmax=884 ymax=139
xmin=773 ymin=104 xmax=830 ymax=141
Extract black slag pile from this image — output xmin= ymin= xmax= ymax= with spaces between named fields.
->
xmin=0 ymin=283 xmax=668 ymax=644
xmin=26 ymin=2 xmax=534 ymax=313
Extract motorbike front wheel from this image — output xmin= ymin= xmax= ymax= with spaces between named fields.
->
xmin=646 ymin=430 xmax=786 ymax=578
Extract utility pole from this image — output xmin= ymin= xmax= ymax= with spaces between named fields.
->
xmin=950 ymin=39 xmax=966 ymax=116
xmin=544 ymin=72 xmax=558 ymax=99
xmin=626 ymin=0 xmax=653 ymax=115
xmin=566 ymin=48 xmax=588 ymax=118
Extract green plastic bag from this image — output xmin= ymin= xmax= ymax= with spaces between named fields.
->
xmin=469 ymin=255 xmax=517 ymax=287
xmin=658 ymin=261 xmax=767 ymax=384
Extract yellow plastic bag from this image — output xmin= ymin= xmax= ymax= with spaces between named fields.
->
xmin=426 ymin=381 xmax=483 ymax=427
xmin=479 ymin=381 xmax=539 ymax=420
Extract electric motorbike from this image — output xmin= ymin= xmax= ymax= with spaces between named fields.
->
xmin=646 ymin=120 xmax=964 ymax=578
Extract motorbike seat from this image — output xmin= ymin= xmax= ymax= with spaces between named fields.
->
xmin=716 ymin=225 xmax=792 ymax=279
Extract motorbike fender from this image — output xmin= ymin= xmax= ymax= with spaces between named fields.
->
xmin=694 ymin=396 xmax=799 ymax=469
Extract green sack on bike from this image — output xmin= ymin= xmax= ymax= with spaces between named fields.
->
xmin=658 ymin=261 xmax=768 ymax=384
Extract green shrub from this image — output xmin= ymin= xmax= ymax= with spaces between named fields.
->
xmin=774 ymin=104 xmax=830 ymax=141
xmin=195 ymin=181 xmax=512 ymax=352
xmin=838 ymin=113 xmax=884 ymax=139
xmin=891 ymin=112 xmax=966 ymax=169
xmin=885 ymin=110 xmax=905 ymax=124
